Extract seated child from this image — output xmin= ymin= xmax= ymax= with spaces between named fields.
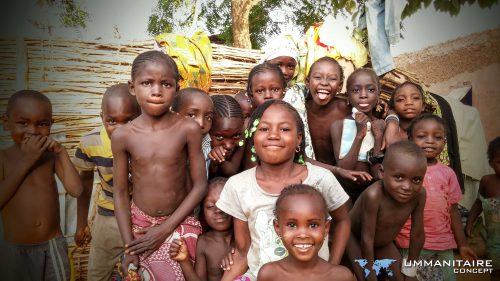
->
xmin=73 ymin=83 xmax=141 ymax=281
xmin=257 ymin=184 xmax=355 ymax=281
xmin=346 ymin=140 xmax=426 ymax=281
xmin=234 ymin=90 xmax=253 ymax=129
xmin=0 ymin=90 xmax=83 ymax=280
xmin=396 ymin=114 xmax=477 ymax=281
xmin=208 ymin=95 xmax=244 ymax=178
xmin=216 ymin=100 xmax=350 ymax=281
xmin=172 ymin=87 xmax=214 ymax=176
xmin=466 ymin=136 xmax=500 ymax=280
xmin=169 ymin=177 xmax=233 ymax=281
xmin=330 ymin=68 xmax=386 ymax=201
xmin=112 ymin=50 xmax=207 ymax=280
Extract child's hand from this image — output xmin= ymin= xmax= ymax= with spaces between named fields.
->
xmin=334 ymin=167 xmax=373 ymax=183
xmin=126 ymin=225 xmax=170 ymax=258
xmin=354 ymin=112 xmax=369 ymax=138
xmin=120 ymin=254 xmax=139 ymax=278
xmin=20 ymin=135 xmax=50 ymax=164
xmin=371 ymin=119 xmax=386 ymax=139
xmin=459 ymin=246 xmax=478 ymax=261
xmin=209 ymin=146 xmax=229 ymax=164
xmin=220 ymin=247 xmax=235 ymax=271
xmin=169 ymin=238 xmax=189 ymax=262
xmin=45 ymin=137 xmax=64 ymax=153
xmin=74 ymin=224 xmax=91 ymax=247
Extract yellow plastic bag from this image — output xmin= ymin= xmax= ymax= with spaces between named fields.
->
xmin=154 ymin=31 xmax=212 ymax=92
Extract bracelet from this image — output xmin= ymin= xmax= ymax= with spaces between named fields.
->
xmin=385 ymin=114 xmax=399 ymax=124
xmin=401 ymin=258 xmax=417 ymax=277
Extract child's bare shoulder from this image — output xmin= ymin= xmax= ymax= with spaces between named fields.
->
xmin=362 ymin=181 xmax=384 ymax=201
xmin=324 ymin=264 xmax=355 ymax=281
xmin=257 ymin=261 xmax=282 ymax=281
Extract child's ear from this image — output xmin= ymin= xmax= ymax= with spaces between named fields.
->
xmin=324 ymin=219 xmax=331 ymax=235
xmin=100 ymin=112 xmax=103 ymax=120
xmin=273 ymin=218 xmax=280 ymax=237
xmin=305 ymin=75 xmax=310 ymax=88
xmin=128 ymin=80 xmax=135 ymax=96
xmin=378 ymin=164 xmax=385 ymax=179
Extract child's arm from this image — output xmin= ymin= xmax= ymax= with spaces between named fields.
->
xmin=221 ymin=218 xmax=250 ymax=281
xmin=451 ymin=203 xmax=478 ymax=261
xmin=306 ymin=157 xmax=373 ymax=183
xmin=407 ymin=190 xmax=426 ymax=262
xmin=126 ymin=122 xmax=207 ymax=257
xmin=49 ymin=138 xmax=83 ymax=197
xmin=110 ymin=128 xmax=138 ymax=274
xmin=209 ymin=146 xmax=244 ymax=177
xmin=0 ymin=135 xmax=50 ymax=209
xmin=75 ymin=170 xmax=94 ymax=246
xmin=465 ymin=178 xmax=486 ymax=237
xmin=328 ymin=202 xmax=351 ymax=265
xmin=169 ymin=238 xmax=204 ymax=281
xmin=359 ymin=189 xmax=380 ymax=281
xmin=330 ymin=115 xmax=367 ymax=170
xmin=369 ymin=119 xmax=385 ymax=180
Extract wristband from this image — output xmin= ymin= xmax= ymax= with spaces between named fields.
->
xmin=401 ymin=258 xmax=417 ymax=277
xmin=385 ymin=114 xmax=399 ymax=124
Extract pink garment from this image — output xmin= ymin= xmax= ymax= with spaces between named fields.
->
xmin=131 ymin=201 xmax=202 ymax=281
xmin=395 ymin=162 xmax=463 ymax=251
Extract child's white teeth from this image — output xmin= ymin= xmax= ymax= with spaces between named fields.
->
xmin=294 ymin=244 xmax=312 ymax=249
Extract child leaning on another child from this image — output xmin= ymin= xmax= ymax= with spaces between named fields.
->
xmin=0 ymin=90 xmax=83 ymax=280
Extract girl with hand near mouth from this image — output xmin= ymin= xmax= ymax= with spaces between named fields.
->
xmin=330 ymin=68 xmax=386 ymax=203
xmin=216 ymin=100 xmax=350 ymax=281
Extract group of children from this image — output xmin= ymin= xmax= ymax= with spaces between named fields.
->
xmin=0 ymin=41 xmax=498 ymax=281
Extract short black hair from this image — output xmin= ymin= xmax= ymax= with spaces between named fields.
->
xmin=208 ymin=177 xmax=228 ymax=191
xmin=383 ymin=140 xmax=427 ymax=167
xmin=245 ymin=100 xmax=305 ymax=164
xmin=346 ymin=68 xmax=380 ymax=93
xmin=307 ymin=56 xmax=344 ymax=83
xmin=102 ymin=83 xmax=140 ymax=113
xmin=131 ymin=50 xmax=181 ymax=88
xmin=6 ymin=90 xmax=51 ymax=117
xmin=407 ymin=113 xmax=447 ymax=140
xmin=274 ymin=184 xmax=328 ymax=220
xmin=171 ymin=87 xmax=211 ymax=112
xmin=488 ymin=137 xmax=500 ymax=160
xmin=246 ymin=62 xmax=286 ymax=97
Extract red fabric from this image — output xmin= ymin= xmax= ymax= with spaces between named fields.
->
xmin=131 ymin=201 xmax=202 ymax=281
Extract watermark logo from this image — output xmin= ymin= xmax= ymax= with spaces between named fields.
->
xmin=354 ymin=259 xmax=396 ymax=277
xmin=403 ymin=259 xmax=493 ymax=274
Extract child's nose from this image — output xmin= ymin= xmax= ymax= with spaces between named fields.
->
xmin=263 ymin=90 xmax=273 ymax=99
xmin=151 ymin=84 xmax=162 ymax=97
xmin=223 ymin=140 xmax=235 ymax=151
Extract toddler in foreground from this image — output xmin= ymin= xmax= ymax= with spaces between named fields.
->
xmin=257 ymin=184 xmax=355 ymax=281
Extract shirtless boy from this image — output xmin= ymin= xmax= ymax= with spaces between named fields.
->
xmin=112 ymin=50 xmax=207 ymax=280
xmin=346 ymin=141 xmax=426 ymax=281
xmin=0 ymin=90 xmax=82 ymax=280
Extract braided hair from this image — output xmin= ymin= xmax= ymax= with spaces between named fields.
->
xmin=211 ymin=95 xmax=243 ymax=119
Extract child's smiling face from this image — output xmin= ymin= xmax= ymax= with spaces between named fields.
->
xmin=382 ymin=153 xmax=426 ymax=203
xmin=306 ymin=60 xmax=343 ymax=106
xmin=411 ymin=119 xmax=446 ymax=163
xmin=274 ymin=193 xmax=329 ymax=262
xmin=347 ymin=71 xmax=379 ymax=115
xmin=253 ymin=104 xmax=302 ymax=165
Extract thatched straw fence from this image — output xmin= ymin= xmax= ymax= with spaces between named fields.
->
xmin=0 ymin=38 xmax=264 ymax=155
